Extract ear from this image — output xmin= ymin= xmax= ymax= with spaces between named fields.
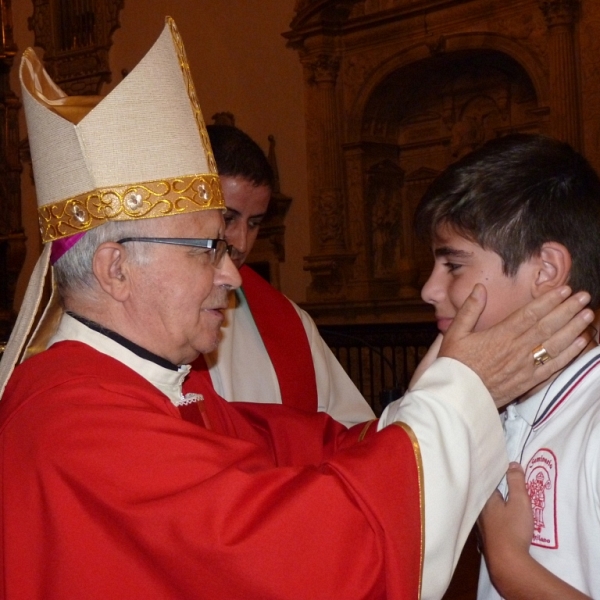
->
xmin=532 ymin=242 xmax=572 ymax=297
xmin=92 ymin=242 xmax=131 ymax=302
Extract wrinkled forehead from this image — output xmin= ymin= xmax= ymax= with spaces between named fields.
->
xmin=148 ymin=209 xmax=226 ymax=238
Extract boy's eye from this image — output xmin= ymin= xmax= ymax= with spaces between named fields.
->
xmin=444 ymin=261 xmax=462 ymax=273
xmin=224 ymin=212 xmax=236 ymax=226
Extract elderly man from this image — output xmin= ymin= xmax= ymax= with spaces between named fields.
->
xmin=0 ymin=18 xmax=593 ymax=600
xmin=201 ymin=124 xmax=375 ymax=425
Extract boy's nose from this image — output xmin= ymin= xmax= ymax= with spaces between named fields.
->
xmin=421 ymin=270 xmax=445 ymax=305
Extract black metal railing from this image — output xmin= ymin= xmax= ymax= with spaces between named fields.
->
xmin=318 ymin=322 xmax=438 ymax=415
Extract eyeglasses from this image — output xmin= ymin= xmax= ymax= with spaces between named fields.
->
xmin=117 ymin=237 xmax=233 ymax=267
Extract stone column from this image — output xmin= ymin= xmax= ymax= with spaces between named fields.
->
xmin=343 ymin=144 xmax=368 ymax=280
xmin=539 ymin=0 xmax=582 ymax=150
xmin=307 ymin=53 xmax=345 ymax=252
xmin=301 ymin=52 xmax=355 ymax=300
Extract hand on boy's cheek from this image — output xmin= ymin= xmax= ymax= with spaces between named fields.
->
xmin=439 ymin=284 xmax=592 ymax=407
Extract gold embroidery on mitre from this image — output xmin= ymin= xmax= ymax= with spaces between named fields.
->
xmin=167 ymin=17 xmax=217 ymax=175
xmin=38 ymin=173 xmax=224 ymax=243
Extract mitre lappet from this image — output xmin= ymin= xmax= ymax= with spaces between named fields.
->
xmin=0 ymin=17 xmax=224 ymax=397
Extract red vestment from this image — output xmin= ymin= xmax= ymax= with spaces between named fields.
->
xmin=239 ymin=265 xmax=318 ymax=412
xmin=0 ymin=342 xmax=422 ymax=599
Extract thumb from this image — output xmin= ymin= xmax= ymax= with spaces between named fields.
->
xmin=505 ymin=462 xmax=528 ymax=502
xmin=447 ymin=283 xmax=487 ymax=339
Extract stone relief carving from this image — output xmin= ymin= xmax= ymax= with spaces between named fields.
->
xmin=344 ymin=151 xmax=366 ymax=264
xmin=310 ymin=54 xmax=341 ymax=83
xmin=580 ymin=10 xmax=600 ymax=167
xmin=0 ymin=0 xmax=24 ymax=341
xmin=29 ymin=0 xmax=124 ymax=95
xmin=343 ymin=54 xmax=374 ymax=111
xmin=449 ymin=93 xmax=507 ymax=158
xmin=367 ymin=161 xmax=403 ymax=278
xmin=449 ymin=116 xmax=485 ymax=158
xmin=493 ymin=11 xmax=548 ymax=61
xmin=539 ymin=0 xmax=580 ymax=26
xmin=318 ymin=189 xmax=344 ymax=245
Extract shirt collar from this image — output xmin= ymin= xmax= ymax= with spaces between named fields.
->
xmin=49 ymin=313 xmax=191 ymax=407
xmin=513 ymin=344 xmax=600 ymax=426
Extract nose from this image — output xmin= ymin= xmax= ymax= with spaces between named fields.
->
xmin=225 ymin=221 xmax=248 ymax=255
xmin=421 ymin=266 xmax=445 ymax=305
xmin=214 ymin=252 xmax=242 ymax=290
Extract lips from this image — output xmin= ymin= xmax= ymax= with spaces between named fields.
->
xmin=436 ymin=317 xmax=453 ymax=333
xmin=205 ymin=293 xmax=229 ymax=313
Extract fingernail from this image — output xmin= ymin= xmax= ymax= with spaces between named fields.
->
xmin=582 ymin=308 xmax=594 ymax=322
xmin=560 ymin=286 xmax=571 ymax=297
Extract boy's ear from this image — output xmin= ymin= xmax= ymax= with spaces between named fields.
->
xmin=532 ymin=241 xmax=572 ymax=297
xmin=92 ymin=242 xmax=131 ymax=302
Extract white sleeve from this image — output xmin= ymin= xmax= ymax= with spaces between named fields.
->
xmin=379 ymin=357 xmax=507 ymax=600
xmin=292 ymin=303 xmax=376 ymax=426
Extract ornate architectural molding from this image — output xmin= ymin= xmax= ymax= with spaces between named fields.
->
xmin=539 ymin=0 xmax=580 ymax=27
xmin=538 ymin=0 xmax=582 ymax=149
xmin=0 ymin=0 xmax=24 ymax=340
xmin=28 ymin=0 xmax=124 ymax=95
xmin=287 ymin=0 xmax=362 ymax=46
xmin=306 ymin=53 xmax=341 ymax=84
xmin=259 ymin=134 xmax=293 ymax=265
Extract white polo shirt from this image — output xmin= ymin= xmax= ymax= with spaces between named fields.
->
xmin=478 ymin=345 xmax=600 ymax=598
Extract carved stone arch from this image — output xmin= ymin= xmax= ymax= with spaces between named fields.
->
xmin=345 ymin=42 xmax=432 ymax=141
xmin=346 ymin=34 xmax=548 ymax=142
xmin=330 ymin=46 xmax=546 ymax=319
xmin=440 ymin=32 xmax=550 ymax=108
xmin=346 ymin=45 xmax=543 ymax=298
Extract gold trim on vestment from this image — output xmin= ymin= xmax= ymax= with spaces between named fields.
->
xmin=357 ymin=419 xmax=377 ymax=442
xmin=38 ymin=173 xmax=224 ymax=242
xmin=392 ymin=421 xmax=425 ymax=600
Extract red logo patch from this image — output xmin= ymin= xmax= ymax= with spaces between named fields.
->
xmin=525 ymin=448 xmax=558 ymax=549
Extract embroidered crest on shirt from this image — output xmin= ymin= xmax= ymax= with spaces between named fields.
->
xmin=525 ymin=448 xmax=558 ymax=549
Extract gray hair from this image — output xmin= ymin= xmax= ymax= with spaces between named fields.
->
xmin=53 ymin=218 xmax=159 ymax=295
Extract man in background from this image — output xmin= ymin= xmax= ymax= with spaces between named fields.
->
xmin=202 ymin=124 xmax=375 ymax=426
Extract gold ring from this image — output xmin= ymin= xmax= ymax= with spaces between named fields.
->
xmin=532 ymin=345 xmax=551 ymax=367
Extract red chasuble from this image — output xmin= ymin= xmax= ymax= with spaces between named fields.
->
xmin=0 ymin=342 xmax=422 ymax=599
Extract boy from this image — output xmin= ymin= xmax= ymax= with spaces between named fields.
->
xmin=414 ymin=133 xmax=600 ymax=599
